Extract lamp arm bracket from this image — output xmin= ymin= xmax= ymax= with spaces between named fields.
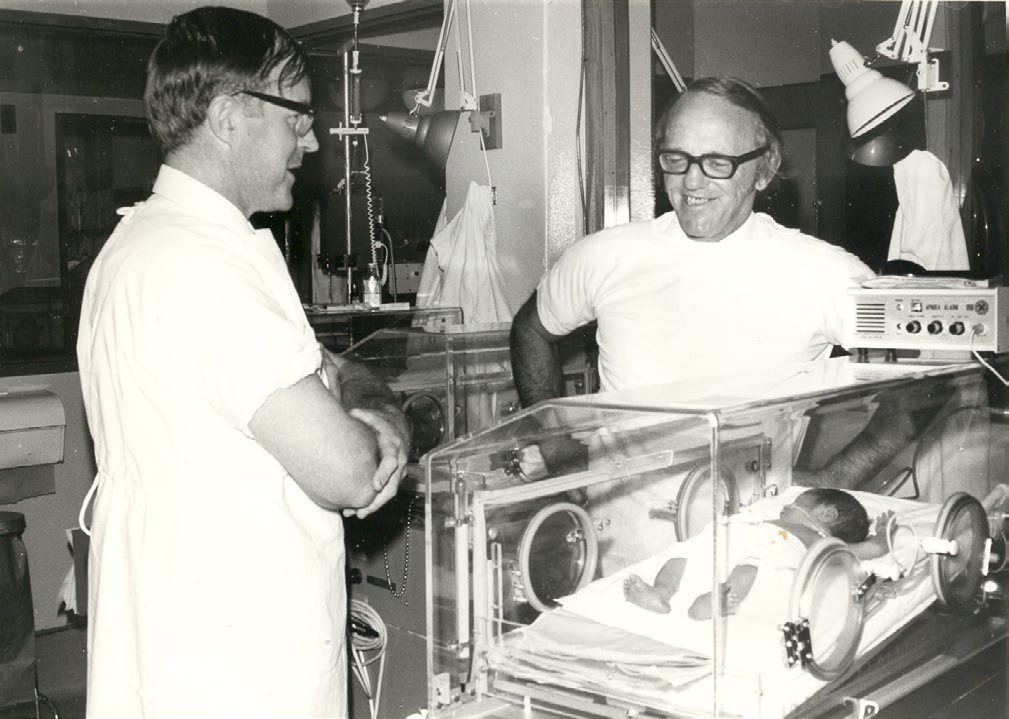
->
xmin=459 ymin=91 xmax=479 ymax=112
xmin=467 ymin=109 xmax=489 ymax=134
xmin=412 ymin=92 xmax=434 ymax=112
xmin=467 ymin=93 xmax=501 ymax=150
xmin=917 ymin=57 xmax=948 ymax=93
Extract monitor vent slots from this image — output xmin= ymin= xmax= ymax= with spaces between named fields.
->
xmin=855 ymin=303 xmax=887 ymax=334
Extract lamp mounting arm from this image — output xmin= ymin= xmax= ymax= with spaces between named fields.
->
xmin=413 ymin=0 xmax=457 ymax=113
xmin=875 ymin=0 xmax=948 ymax=92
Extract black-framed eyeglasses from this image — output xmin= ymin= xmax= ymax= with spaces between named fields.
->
xmin=657 ymin=145 xmax=769 ymax=179
xmin=238 ymin=90 xmax=316 ymax=136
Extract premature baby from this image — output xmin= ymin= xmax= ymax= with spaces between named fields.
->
xmin=623 ymin=488 xmax=893 ymax=619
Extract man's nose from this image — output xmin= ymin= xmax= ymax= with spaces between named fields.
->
xmin=300 ymin=128 xmax=320 ymax=153
xmin=683 ymin=162 xmax=708 ymax=189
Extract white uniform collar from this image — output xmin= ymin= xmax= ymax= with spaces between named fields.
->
xmin=655 ymin=210 xmax=758 ymax=246
xmin=151 ymin=164 xmax=257 ymax=236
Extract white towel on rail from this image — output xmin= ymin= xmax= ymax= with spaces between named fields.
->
xmin=887 ymin=150 xmax=969 ymax=271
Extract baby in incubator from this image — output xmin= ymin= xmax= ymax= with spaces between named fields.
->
xmin=623 ymin=488 xmax=894 ymax=619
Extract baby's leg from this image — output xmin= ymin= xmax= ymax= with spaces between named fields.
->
xmin=688 ymin=563 xmax=759 ymax=620
xmin=623 ymin=557 xmax=687 ymax=613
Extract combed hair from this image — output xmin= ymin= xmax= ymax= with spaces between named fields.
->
xmin=654 ymin=76 xmax=784 ymax=185
xmin=801 ymin=488 xmax=871 ymax=544
xmin=145 ymin=6 xmax=309 ymax=154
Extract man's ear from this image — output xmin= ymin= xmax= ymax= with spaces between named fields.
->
xmin=755 ymin=145 xmax=781 ymax=191
xmin=205 ymin=94 xmax=242 ymax=147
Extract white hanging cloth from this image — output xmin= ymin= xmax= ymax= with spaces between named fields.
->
xmin=416 ymin=181 xmax=512 ymax=325
xmin=887 ymin=150 xmax=970 ymax=271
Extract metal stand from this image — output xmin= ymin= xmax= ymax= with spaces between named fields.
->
xmin=328 ymin=2 xmax=370 ymax=305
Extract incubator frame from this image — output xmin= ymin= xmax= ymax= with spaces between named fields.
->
xmin=421 ymin=359 xmax=1007 ymax=719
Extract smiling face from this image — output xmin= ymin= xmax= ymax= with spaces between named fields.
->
xmin=659 ymin=92 xmax=774 ymax=242
xmin=232 ymin=67 xmax=319 ymax=216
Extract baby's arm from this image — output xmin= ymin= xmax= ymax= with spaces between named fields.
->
xmin=850 ymin=510 xmax=897 ymax=560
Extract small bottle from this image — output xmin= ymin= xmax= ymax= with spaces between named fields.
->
xmin=363 ymin=263 xmax=382 ymax=308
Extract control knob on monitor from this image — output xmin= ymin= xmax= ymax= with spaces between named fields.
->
xmin=949 ymin=322 xmax=965 ymax=335
xmin=906 ymin=320 xmax=921 ymax=334
xmin=927 ymin=321 xmax=943 ymax=335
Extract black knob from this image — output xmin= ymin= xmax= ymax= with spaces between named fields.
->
xmin=927 ymin=321 xmax=943 ymax=335
xmin=906 ymin=320 xmax=921 ymax=334
xmin=949 ymin=322 xmax=965 ymax=335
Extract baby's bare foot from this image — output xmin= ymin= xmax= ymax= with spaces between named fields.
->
xmin=623 ymin=574 xmax=672 ymax=613
xmin=688 ymin=585 xmax=739 ymax=621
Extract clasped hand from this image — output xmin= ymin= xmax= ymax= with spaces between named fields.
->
xmin=344 ymin=408 xmax=409 ymax=519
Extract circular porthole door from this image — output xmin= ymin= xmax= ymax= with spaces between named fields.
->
xmin=931 ymin=492 xmax=988 ymax=614
xmin=788 ymin=537 xmax=864 ymax=680
xmin=517 ymin=502 xmax=599 ymax=613
xmin=674 ymin=463 xmax=740 ymax=541
xmin=402 ymin=392 xmax=446 ymax=462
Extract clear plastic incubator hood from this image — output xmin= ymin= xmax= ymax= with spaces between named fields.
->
xmin=420 ymin=357 xmax=1009 ymax=719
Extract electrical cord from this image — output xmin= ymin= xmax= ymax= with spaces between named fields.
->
xmin=575 ymin=22 xmax=587 ymax=237
xmin=359 ymin=137 xmax=387 ymax=287
xmin=380 ymin=227 xmax=397 ymax=300
xmin=907 ymin=404 xmax=987 ymax=500
xmin=883 ymin=513 xmax=921 ymax=577
xmin=970 ymin=327 xmax=1009 ymax=386
xmin=349 ymin=599 xmax=388 ymax=719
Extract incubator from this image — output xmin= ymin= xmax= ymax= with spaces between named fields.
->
xmin=421 ymin=357 xmax=1008 ymax=718
xmin=340 ymin=324 xmax=597 ymax=718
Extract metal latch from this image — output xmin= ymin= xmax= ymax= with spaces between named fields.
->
xmin=842 ymin=696 xmax=880 ymax=718
xmin=781 ymin=618 xmax=813 ymax=669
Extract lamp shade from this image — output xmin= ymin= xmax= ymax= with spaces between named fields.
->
xmin=379 ymin=110 xmax=459 ymax=168
xmin=829 ymin=39 xmax=915 ymax=138
xmin=850 ymin=127 xmax=911 ymax=166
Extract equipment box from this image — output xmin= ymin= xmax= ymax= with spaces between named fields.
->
xmin=0 ymin=390 xmax=66 ymax=469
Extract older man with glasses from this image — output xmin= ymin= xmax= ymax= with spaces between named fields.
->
xmin=510 ymin=76 xmax=874 ymax=408
xmin=506 ymin=76 xmax=880 ymax=575
xmin=77 ymin=7 xmax=408 ymax=718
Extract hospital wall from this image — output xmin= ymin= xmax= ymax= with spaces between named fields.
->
xmin=440 ymin=0 xmax=997 ymax=313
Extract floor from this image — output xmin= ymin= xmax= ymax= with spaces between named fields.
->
xmin=2 ymin=622 xmax=1005 ymax=719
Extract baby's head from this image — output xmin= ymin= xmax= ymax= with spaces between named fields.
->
xmin=784 ymin=488 xmax=870 ymax=543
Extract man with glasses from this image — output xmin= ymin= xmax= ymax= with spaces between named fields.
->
xmin=77 ymin=7 xmax=408 ymax=718
xmin=511 ymin=76 xmax=873 ymax=406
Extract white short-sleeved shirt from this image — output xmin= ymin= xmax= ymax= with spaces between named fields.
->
xmin=77 ymin=165 xmax=346 ymax=718
xmin=537 ymin=212 xmax=875 ymax=392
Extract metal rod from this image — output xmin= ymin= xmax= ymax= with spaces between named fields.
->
xmin=342 ymin=46 xmax=354 ymax=304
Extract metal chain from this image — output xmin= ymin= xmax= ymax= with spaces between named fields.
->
xmin=383 ymin=492 xmax=415 ymax=599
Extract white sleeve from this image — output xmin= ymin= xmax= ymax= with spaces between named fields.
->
xmin=157 ymin=246 xmax=321 ymax=435
xmin=536 ymin=237 xmax=606 ymax=336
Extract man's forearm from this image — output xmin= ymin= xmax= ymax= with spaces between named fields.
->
xmin=816 ymin=383 xmax=952 ymax=489
xmin=817 ymin=424 xmax=913 ymax=489
xmin=510 ymin=293 xmax=564 ymax=407
xmin=329 ymin=354 xmax=408 ymax=436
